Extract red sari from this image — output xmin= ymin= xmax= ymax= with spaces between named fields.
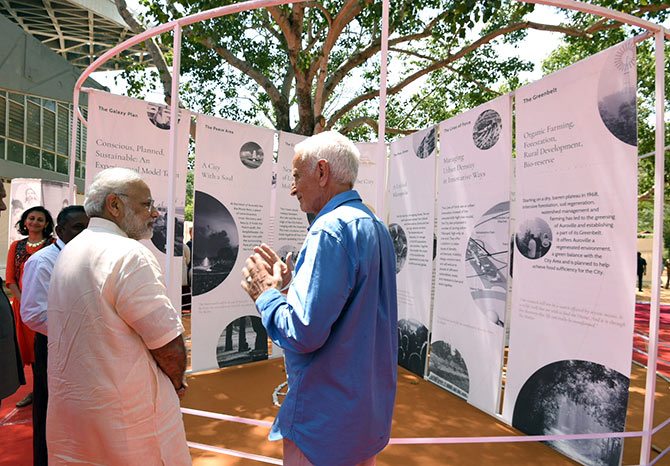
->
xmin=6 ymin=237 xmax=54 ymax=366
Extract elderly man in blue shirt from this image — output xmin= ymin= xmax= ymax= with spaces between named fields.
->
xmin=242 ymin=131 xmax=398 ymax=466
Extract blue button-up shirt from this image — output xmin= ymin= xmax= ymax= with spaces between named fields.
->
xmin=256 ymin=190 xmax=398 ymax=466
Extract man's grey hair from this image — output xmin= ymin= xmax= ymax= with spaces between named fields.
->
xmin=295 ymin=131 xmax=360 ymax=186
xmin=84 ymin=167 xmax=143 ymax=217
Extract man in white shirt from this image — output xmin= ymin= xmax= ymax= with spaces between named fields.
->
xmin=46 ymin=167 xmax=190 ymax=465
xmin=22 ymin=205 xmax=89 ymax=466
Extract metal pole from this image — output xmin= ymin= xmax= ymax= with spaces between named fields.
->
xmin=640 ymin=29 xmax=666 ymax=465
xmin=165 ymin=23 xmax=182 ymax=303
xmin=68 ymin=92 xmax=79 ymax=201
xmin=377 ymin=0 xmax=390 ymax=221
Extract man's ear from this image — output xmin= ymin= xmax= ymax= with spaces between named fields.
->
xmin=55 ymin=225 xmax=64 ymax=239
xmin=317 ymin=159 xmax=329 ymax=187
xmin=104 ymin=193 xmax=123 ymax=219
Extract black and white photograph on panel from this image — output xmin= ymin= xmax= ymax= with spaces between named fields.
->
xmin=192 ymin=190 xmax=239 ymax=296
xmin=151 ymin=203 xmax=185 ymax=256
xmin=515 ymin=217 xmax=552 ymax=260
xmin=398 ymin=319 xmax=429 ymax=377
xmin=512 ymin=360 xmax=629 ymax=466
xmin=388 ymin=223 xmax=408 ymax=274
xmin=239 ymin=141 xmax=265 ymax=169
xmin=216 ymin=315 xmax=268 ymax=368
xmin=428 ymin=340 xmax=470 ymax=400
xmin=472 ymin=109 xmax=503 ymax=150
xmin=413 ymin=127 xmax=436 ymax=159
xmin=277 ymin=244 xmax=299 ymax=270
xmin=466 ymin=202 xmax=509 ymax=327
xmin=598 ymin=41 xmax=637 ymax=146
xmin=146 ymin=103 xmax=174 ymax=130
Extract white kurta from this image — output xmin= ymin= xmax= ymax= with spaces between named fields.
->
xmin=46 ymin=217 xmax=190 ymax=465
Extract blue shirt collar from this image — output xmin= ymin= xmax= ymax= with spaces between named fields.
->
xmin=308 ymin=190 xmax=361 ymax=231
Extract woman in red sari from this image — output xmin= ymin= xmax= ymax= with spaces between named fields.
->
xmin=5 ymin=206 xmax=55 ymax=407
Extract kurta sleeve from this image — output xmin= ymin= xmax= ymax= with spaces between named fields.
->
xmin=113 ymin=247 xmax=184 ymax=350
xmin=255 ymin=229 xmax=354 ymax=354
xmin=5 ymin=241 xmax=18 ymax=286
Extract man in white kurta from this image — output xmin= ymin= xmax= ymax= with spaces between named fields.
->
xmin=46 ymin=168 xmax=190 ymax=465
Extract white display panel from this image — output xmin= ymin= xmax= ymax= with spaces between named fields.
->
xmin=502 ymin=40 xmax=638 ymax=466
xmin=85 ymin=90 xmax=189 ymax=310
xmin=191 ymin=115 xmax=274 ymax=371
xmin=388 ymin=126 xmax=437 ymax=377
xmin=429 ymin=95 xmax=512 ymax=413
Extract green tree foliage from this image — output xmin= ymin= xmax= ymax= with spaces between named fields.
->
xmin=539 ymin=2 xmax=670 ymax=249
xmin=119 ymin=0 xmax=641 ymax=138
xmin=116 ymin=0 xmax=669 ymax=236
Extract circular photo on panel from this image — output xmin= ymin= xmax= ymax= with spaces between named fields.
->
xmin=239 ymin=141 xmax=264 ymax=169
xmin=598 ymin=41 xmax=637 ymax=146
xmin=413 ymin=127 xmax=436 ymax=159
xmin=151 ymin=204 xmax=184 ymax=256
xmin=191 ymin=190 xmax=239 ymax=296
xmin=388 ymin=223 xmax=408 ymax=274
xmin=515 ymin=217 xmax=552 ymax=260
xmin=428 ymin=340 xmax=469 ymax=400
xmin=512 ymin=360 xmax=628 ymax=466
xmin=146 ymin=103 xmax=179 ymax=130
xmin=472 ymin=109 xmax=502 ymax=150
xmin=398 ymin=319 xmax=429 ymax=377
xmin=216 ymin=315 xmax=268 ymax=368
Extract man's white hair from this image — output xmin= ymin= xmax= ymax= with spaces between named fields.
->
xmin=295 ymin=131 xmax=360 ymax=187
xmin=84 ymin=167 xmax=143 ymax=217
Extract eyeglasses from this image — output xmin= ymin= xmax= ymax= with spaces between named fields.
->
xmin=114 ymin=193 xmax=155 ymax=211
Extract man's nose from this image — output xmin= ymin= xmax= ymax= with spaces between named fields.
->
xmin=151 ymin=206 xmax=159 ymax=217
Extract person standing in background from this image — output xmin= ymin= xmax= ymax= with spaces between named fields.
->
xmin=21 ymin=205 xmax=90 ymax=465
xmin=0 ymin=182 xmax=25 ymax=407
xmin=6 ymin=206 xmax=55 ymax=408
xmin=637 ymin=252 xmax=647 ymax=292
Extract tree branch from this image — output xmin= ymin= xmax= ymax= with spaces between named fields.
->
xmin=321 ymin=10 xmax=451 ymax=106
xmin=312 ymin=0 xmax=368 ymax=130
xmin=195 ymin=34 xmax=290 ymax=130
xmin=326 ymin=21 xmax=593 ymax=131
xmin=339 ymin=116 xmax=414 ymax=136
xmin=115 ymin=0 xmax=172 ymax=99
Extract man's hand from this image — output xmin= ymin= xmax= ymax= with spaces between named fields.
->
xmin=241 ymin=253 xmax=282 ymax=301
xmin=150 ymin=335 xmax=187 ymax=399
xmin=253 ymin=243 xmax=293 ymax=288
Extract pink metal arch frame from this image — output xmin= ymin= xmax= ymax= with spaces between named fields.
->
xmin=69 ymin=0 xmax=667 ymax=463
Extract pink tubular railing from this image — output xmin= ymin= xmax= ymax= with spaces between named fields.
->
xmin=69 ymin=0 xmax=667 ymax=463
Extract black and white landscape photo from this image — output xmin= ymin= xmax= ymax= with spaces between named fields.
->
xmin=192 ymin=190 xmax=239 ymax=296
xmin=428 ymin=340 xmax=470 ymax=400
xmin=512 ymin=359 xmax=629 ymax=466
xmin=239 ymin=141 xmax=265 ymax=169
xmin=598 ymin=41 xmax=637 ymax=146
xmin=216 ymin=315 xmax=268 ymax=368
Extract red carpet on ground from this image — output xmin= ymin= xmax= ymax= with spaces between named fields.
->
xmin=633 ymin=302 xmax=670 ymax=379
xmin=0 ymin=366 xmax=33 ymax=466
